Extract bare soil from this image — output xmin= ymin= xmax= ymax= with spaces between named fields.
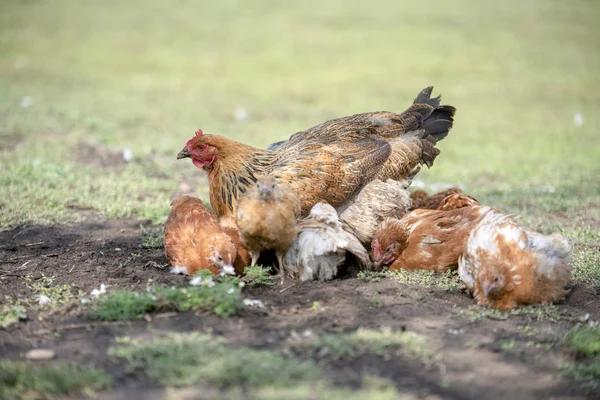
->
xmin=0 ymin=215 xmax=598 ymax=399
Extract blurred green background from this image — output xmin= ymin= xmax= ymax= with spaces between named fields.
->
xmin=1 ymin=0 xmax=598 ymax=229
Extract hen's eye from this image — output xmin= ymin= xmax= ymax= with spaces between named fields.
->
xmin=218 ymin=256 xmax=223 ymax=261
xmin=386 ymin=245 xmax=393 ymax=251
xmin=494 ymin=277 xmax=499 ymax=282
xmin=198 ymin=145 xmax=205 ymax=150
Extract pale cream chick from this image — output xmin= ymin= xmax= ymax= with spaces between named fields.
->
xmin=459 ymin=211 xmax=572 ymax=310
xmin=284 ymin=202 xmax=371 ymax=281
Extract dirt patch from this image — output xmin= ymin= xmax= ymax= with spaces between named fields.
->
xmin=0 ymin=218 xmax=598 ymax=399
xmin=74 ymin=143 xmax=129 ymax=171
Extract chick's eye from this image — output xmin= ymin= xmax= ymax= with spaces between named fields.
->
xmin=494 ymin=277 xmax=499 ymax=282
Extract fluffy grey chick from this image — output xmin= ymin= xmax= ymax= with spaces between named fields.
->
xmin=283 ymin=202 xmax=371 ymax=281
xmin=338 ymin=178 xmax=412 ymax=249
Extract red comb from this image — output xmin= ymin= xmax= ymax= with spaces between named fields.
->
xmin=195 ymin=129 xmax=203 ymax=137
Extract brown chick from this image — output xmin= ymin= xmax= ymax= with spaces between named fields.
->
xmin=164 ymin=196 xmax=237 ymax=276
xmin=371 ymin=205 xmax=494 ymax=272
xmin=338 ymin=178 xmax=412 ymax=249
xmin=409 ymin=187 xmax=464 ymax=210
xmin=236 ymin=176 xmax=301 ymax=281
xmin=219 ymin=216 xmax=251 ymax=276
xmin=436 ymin=192 xmax=479 ymax=211
xmin=458 ymin=210 xmax=572 ymax=310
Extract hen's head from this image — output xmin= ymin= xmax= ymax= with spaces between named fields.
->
xmin=478 ymin=262 xmax=508 ymax=298
xmin=178 ymin=129 xmax=219 ymax=170
xmin=371 ymin=218 xmax=405 ymax=269
xmin=206 ymin=233 xmax=237 ymax=272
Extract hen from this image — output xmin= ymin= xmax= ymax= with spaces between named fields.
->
xmin=371 ymin=206 xmax=494 ymax=272
xmin=458 ymin=211 xmax=572 ymax=310
xmin=219 ymin=216 xmax=251 ymax=276
xmin=338 ymin=178 xmax=412 ymax=248
xmin=236 ymin=176 xmax=301 ymax=280
xmin=164 ymin=196 xmax=237 ymax=276
xmin=178 ymin=87 xmax=455 ymax=217
xmin=283 ymin=202 xmax=371 ymax=281
xmin=409 ymin=187 xmax=465 ymax=210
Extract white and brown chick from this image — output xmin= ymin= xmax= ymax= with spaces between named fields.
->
xmin=164 ymin=196 xmax=237 ymax=276
xmin=284 ymin=202 xmax=371 ymax=281
xmin=236 ymin=176 xmax=301 ymax=281
xmin=338 ymin=178 xmax=412 ymax=249
xmin=371 ymin=205 xmax=494 ymax=272
xmin=458 ymin=210 xmax=572 ymax=310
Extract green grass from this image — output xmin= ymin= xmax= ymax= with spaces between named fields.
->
xmin=0 ymin=305 xmax=27 ymax=329
xmin=292 ymin=327 xmax=435 ymax=364
xmin=0 ymin=361 xmax=112 ymax=399
xmin=461 ymin=304 xmax=562 ymax=322
xmin=110 ymin=332 xmax=321 ymax=389
xmin=90 ymin=274 xmax=243 ymax=320
xmin=1 ymin=0 xmax=599 ymax=230
xmin=561 ymin=325 xmax=600 ymax=389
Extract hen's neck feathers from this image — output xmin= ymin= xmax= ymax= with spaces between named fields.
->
xmin=204 ymin=135 xmax=275 ymax=216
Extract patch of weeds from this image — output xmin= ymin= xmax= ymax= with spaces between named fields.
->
xmin=292 ymin=327 xmax=435 ymax=364
xmin=389 ymin=269 xmax=463 ymax=291
xmin=357 ymin=270 xmax=392 ymax=282
xmin=461 ymin=304 xmax=561 ymax=322
xmin=500 ymin=338 xmax=516 ymax=352
xmin=0 ymin=360 xmax=112 ymax=399
xmin=369 ymin=297 xmax=382 ymax=307
xmin=565 ymin=227 xmax=600 ymax=289
xmin=110 ymin=332 xmax=320 ymax=389
xmin=311 ymin=301 xmax=321 ymax=311
xmin=242 ymin=265 xmax=275 ymax=287
xmin=0 ymin=305 xmax=27 ymax=328
xmin=90 ymin=274 xmax=243 ymax=320
xmin=567 ymin=325 xmax=600 ymax=357
xmin=561 ymin=325 xmax=600 ymax=390
xmin=23 ymin=273 xmax=77 ymax=307
xmin=140 ymin=225 xmax=164 ymax=249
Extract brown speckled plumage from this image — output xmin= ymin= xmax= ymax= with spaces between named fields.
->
xmin=179 ymin=87 xmax=455 ymax=218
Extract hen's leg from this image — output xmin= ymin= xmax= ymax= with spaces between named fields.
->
xmin=250 ymin=252 xmax=260 ymax=267
xmin=275 ymin=252 xmax=286 ymax=284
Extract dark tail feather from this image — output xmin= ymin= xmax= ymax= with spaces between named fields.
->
xmin=413 ymin=86 xmax=441 ymax=108
xmin=422 ymin=104 xmax=456 ymax=142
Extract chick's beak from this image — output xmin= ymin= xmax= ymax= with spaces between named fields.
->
xmin=177 ymin=148 xmax=191 ymax=160
xmin=483 ymin=283 xmax=492 ymax=296
xmin=373 ymin=259 xmax=383 ymax=270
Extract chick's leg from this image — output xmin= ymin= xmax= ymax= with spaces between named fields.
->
xmin=250 ymin=252 xmax=260 ymax=267
xmin=275 ymin=252 xmax=286 ymax=284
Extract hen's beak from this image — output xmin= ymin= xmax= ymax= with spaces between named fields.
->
xmin=177 ymin=149 xmax=191 ymax=160
xmin=373 ymin=260 xmax=383 ymax=270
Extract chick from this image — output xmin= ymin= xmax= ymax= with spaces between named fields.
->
xmin=409 ymin=187 xmax=464 ymax=210
xmin=236 ymin=176 xmax=301 ymax=281
xmin=458 ymin=210 xmax=572 ymax=310
xmin=436 ymin=192 xmax=479 ymax=211
xmin=338 ymin=178 xmax=412 ymax=248
xmin=371 ymin=205 xmax=494 ymax=272
xmin=284 ymin=202 xmax=371 ymax=281
xmin=164 ymin=196 xmax=237 ymax=275
xmin=219 ymin=215 xmax=251 ymax=276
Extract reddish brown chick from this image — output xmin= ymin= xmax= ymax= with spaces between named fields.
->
xmin=371 ymin=206 xmax=494 ymax=272
xmin=409 ymin=187 xmax=464 ymax=210
xmin=436 ymin=192 xmax=479 ymax=211
xmin=458 ymin=210 xmax=572 ymax=310
xmin=164 ymin=196 xmax=236 ymax=276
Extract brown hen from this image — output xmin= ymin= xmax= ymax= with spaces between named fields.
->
xmin=164 ymin=196 xmax=237 ymax=276
xmin=436 ymin=192 xmax=479 ymax=211
xmin=236 ymin=176 xmax=301 ymax=281
xmin=409 ymin=187 xmax=465 ymax=211
xmin=371 ymin=206 xmax=494 ymax=272
xmin=458 ymin=210 xmax=572 ymax=310
xmin=178 ymin=87 xmax=455 ymax=217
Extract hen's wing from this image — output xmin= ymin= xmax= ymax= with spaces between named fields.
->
xmin=340 ymin=230 xmax=372 ymax=268
xmin=271 ymin=133 xmax=391 ymax=216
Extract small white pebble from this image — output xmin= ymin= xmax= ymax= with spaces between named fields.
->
xmin=123 ymin=148 xmax=133 ymax=162
xmin=25 ymin=349 xmax=55 ymax=361
xmin=573 ymin=112 xmax=584 ymax=128
xmin=80 ymin=298 xmax=91 ymax=304
xmin=19 ymin=96 xmax=32 ymax=108
xmin=234 ymin=106 xmax=249 ymax=123
xmin=227 ymin=288 xmax=235 ymax=294
xmin=115 ymin=248 xmax=122 ymax=251
xmin=243 ymin=299 xmax=265 ymax=308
